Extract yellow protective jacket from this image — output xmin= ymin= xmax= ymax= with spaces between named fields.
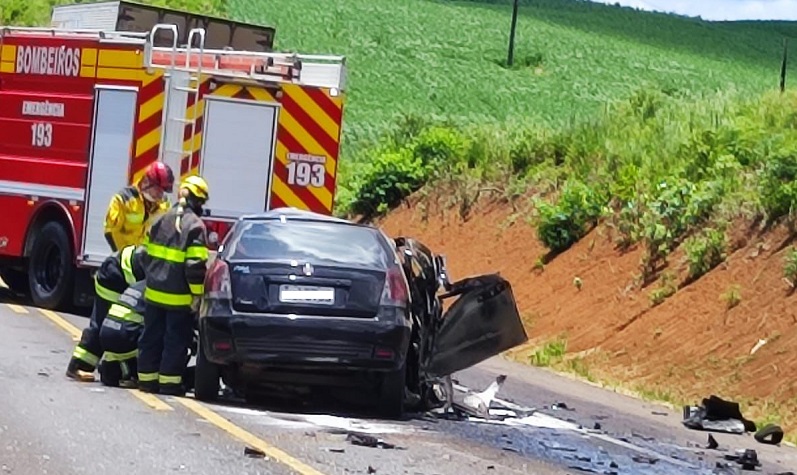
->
xmin=104 ymin=185 xmax=170 ymax=251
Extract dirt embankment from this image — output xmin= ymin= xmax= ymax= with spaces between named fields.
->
xmin=377 ymin=194 xmax=797 ymax=432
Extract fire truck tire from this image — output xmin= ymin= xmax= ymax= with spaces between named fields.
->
xmin=27 ymin=221 xmax=75 ymax=310
xmin=0 ymin=268 xmax=30 ymax=296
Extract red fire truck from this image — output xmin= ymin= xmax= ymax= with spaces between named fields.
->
xmin=0 ymin=1 xmax=347 ymax=310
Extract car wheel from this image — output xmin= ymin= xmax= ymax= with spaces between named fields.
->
xmin=27 ymin=222 xmax=74 ymax=310
xmin=194 ymin=337 xmax=221 ymax=402
xmin=377 ymin=361 xmax=406 ymax=420
xmin=0 ymin=268 xmax=30 ymax=296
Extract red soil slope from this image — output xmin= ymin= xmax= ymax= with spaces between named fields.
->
xmin=377 ymin=195 xmax=797 ymax=431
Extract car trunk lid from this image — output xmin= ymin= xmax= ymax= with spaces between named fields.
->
xmin=229 ymin=261 xmax=385 ymax=317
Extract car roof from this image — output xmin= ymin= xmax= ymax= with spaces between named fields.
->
xmin=239 ymin=207 xmax=360 ymax=226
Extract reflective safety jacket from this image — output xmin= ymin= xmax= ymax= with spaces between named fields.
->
xmin=95 ymin=245 xmax=148 ymax=304
xmin=143 ymin=205 xmax=209 ymax=310
xmin=102 ymin=281 xmax=146 ymax=367
xmin=104 ymin=185 xmax=170 ymax=251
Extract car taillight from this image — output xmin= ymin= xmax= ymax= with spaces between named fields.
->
xmin=381 ymin=265 xmax=409 ymax=308
xmin=205 ymin=259 xmax=231 ymax=300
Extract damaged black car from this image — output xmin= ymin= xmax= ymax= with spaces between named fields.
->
xmin=195 ymin=208 xmax=528 ymax=418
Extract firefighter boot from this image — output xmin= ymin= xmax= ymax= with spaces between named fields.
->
xmin=66 ymin=357 xmax=96 ymax=382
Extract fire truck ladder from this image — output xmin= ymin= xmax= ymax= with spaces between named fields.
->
xmin=149 ymin=25 xmax=207 ymax=171
xmin=144 ymin=23 xmax=347 ymax=90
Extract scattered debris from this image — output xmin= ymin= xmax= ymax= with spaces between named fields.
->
xmin=538 ymin=441 xmax=577 ymax=452
xmin=682 ymin=395 xmax=757 ymax=434
xmin=723 ymin=449 xmax=761 ymax=470
xmin=323 ymin=448 xmax=345 ymax=453
xmin=651 ymin=411 xmax=668 ymax=416
xmin=707 ymin=434 xmax=719 ymax=450
xmin=37 ymin=371 xmax=48 ymax=377
xmin=551 ymin=402 xmax=575 ymax=411
xmin=243 ymin=446 xmax=266 ymax=459
xmin=345 ymin=432 xmax=401 ymax=450
xmin=631 ymin=455 xmax=658 ymax=464
xmin=462 ymin=375 xmax=506 ymax=420
xmin=754 ymin=424 xmax=784 ymax=445
xmin=367 ymin=466 xmax=376 ymax=474
xmin=593 ymin=422 xmax=602 ymax=431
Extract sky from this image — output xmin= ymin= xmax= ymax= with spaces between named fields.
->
xmin=589 ymin=0 xmax=797 ymax=21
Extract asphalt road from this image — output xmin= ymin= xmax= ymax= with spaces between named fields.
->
xmin=1 ymin=284 xmax=796 ymax=475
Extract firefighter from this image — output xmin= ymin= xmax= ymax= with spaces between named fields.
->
xmin=104 ymin=161 xmax=175 ymax=252
xmin=97 ymin=280 xmax=146 ymax=388
xmin=66 ymin=244 xmax=148 ymax=381
xmin=137 ymin=175 xmax=210 ymax=396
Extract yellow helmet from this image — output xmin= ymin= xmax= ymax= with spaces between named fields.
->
xmin=181 ymin=175 xmax=209 ymax=201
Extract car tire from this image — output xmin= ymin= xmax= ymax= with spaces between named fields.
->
xmin=0 ymin=268 xmax=30 ymax=296
xmin=194 ymin=337 xmax=220 ymax=402
xmin=377 ymin=361 xmax=406 ymax=420
xmin=28 ymin=222 xmax=74 ymax=310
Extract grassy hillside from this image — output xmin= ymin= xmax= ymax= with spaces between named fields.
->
xmin=230 ymin=0 xmax=794 ymax=156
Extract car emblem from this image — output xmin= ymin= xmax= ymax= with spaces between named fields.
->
xmin=303 ymin=262 xmax=313 ymax=276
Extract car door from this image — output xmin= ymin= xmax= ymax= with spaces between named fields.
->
xmin=394 ymin=237 xmax=528 ymax=379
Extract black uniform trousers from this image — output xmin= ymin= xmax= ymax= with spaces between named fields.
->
xmin=137 ymin=303 xmax=194 ymax=394
xmin=71 ymin=295 xmax=112 ymax=372
xmin=98 ymin=316 xmax=142 ymax=387
xmin=71 ymin=261 xmax=127 ymax=372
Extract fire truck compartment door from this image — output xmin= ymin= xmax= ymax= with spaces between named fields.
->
xmin=200 ymin=96 xmax=278 ymax=219
xmin=80 ymin=86 xmax=138 ymax=266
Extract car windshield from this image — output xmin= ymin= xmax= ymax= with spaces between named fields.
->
xmin=225 ymin=219 xmax=393 ymax=268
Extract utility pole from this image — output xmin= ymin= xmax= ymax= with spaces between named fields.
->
xmin=507 ymin=0 xmax=519 ymax=67
xmin=780 ymin=37 xmax=788 ymax=93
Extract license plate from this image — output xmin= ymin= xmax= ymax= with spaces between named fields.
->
xmin=279 ymin=285 xmax=335 ymax=305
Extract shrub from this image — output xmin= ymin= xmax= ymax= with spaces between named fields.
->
xmin=410 ymin=126 xmax=470 ymax=173
xmin=346 ymin=148 xmax=429 ymax=219
xmin=535 ymin=179 xmax=608 ymax=254
xmin=684 ymin=227 xmax=727 ymax=282
xmin=758 ymin=147 xmax=797 ymax=223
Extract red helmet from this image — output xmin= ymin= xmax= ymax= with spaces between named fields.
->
xmin=144 ymin=162 xmax=175 ymax=193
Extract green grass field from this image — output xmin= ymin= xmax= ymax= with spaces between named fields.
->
xmin=229 ymin=0 xmax=795 ymax=156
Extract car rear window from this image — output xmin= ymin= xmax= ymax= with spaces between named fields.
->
xmin=225 ymin=219 xmax=393 ymax=268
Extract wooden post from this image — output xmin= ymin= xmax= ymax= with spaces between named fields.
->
xmin=507 ymin=0 xmax=519 ymax=67
xmin=781 ymin=37 xmax=788 ymax=93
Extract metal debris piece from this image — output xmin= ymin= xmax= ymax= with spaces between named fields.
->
xmin=707 ymin=434 xmax=719 ymax=450
xmin=345 ymin=432 xmax=401 ymax=450
xmin=551 ymin=402 xmax=574 ymax=411
xmin=651 ymin=411 xmax=668 ymax=416
xmin=244 ymin=446 xmax=266 ymax=458
xmin=37 ymin=371 xmax=49 ymax=377
xmin=367 ymin=466 xmax=376 ymax=474
xmin=324 ymin=448 xmax=345 ymax=453
xmin=723 ymin=449 xmax=761 ymax=470
xmin=631 ymin=455 xmax=658 ymax=464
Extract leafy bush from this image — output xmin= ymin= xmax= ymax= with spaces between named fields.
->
xmin=535 ymin=180 xmax=608 ymax=254
xmin=410 ymin=126 xmax=471 ymax=173
xmin=345 ymin=149 xmax=429 ymax=219
xmin=759 ymin=147 xmax=797 ymax=223
xmin=684 ymin=227 xmax=728 ymax=282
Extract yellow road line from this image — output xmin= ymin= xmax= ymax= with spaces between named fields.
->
xmin=32 ymin=305 xmax=319 ymax=474
xmin=176 ymin=398 xmax=327 ymax=475
xmin=39 ymin=309 xmax=81 ymax=341
xmin=7 ymin=304 xmax=28 ymax=314
xmin=131 ymin=390 xmax=173 ymax=411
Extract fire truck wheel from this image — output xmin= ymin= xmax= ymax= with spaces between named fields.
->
xmin=27 ymin=221 xmax=75 ymax=310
